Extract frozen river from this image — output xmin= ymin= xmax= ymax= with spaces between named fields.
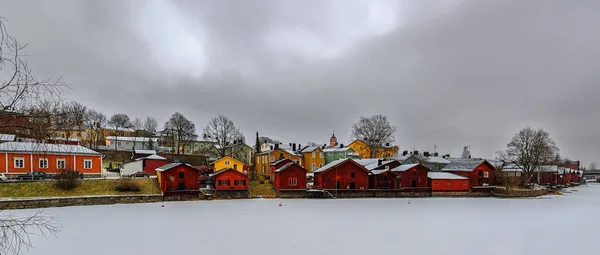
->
xmin=7 ymin=184 xmax=599 ymax=255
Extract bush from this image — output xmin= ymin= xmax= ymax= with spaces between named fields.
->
xmin=114 ymin=179 xmax=142 ymax=192
xmin=55 ymin=170 xmax=81 ymax=190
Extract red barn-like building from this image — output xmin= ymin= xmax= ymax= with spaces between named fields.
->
xmin=141 ymin=154 xmax=167 ymax=175
xmin=369 ymin=163 xmax=429 ymax=189
xmin=313 ymin=159 xmax=370 ymax=190
xmin=211 ymin=168 xmax=248 ymax=190
xmin=428 ymin=172 xmax=470 ymax=192
xmin=274 ymin=162 xmax=307 ymax=191
xmin=442 ymin=159 xmax=496 ymax=187
xmin=270 ymin=158 xmax=293 ymax=182
xmin=156 ymin=163 xmax=201 ymax=195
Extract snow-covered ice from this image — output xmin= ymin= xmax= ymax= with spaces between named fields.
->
xmin=7 ymin=184 xmax=600 ymax=255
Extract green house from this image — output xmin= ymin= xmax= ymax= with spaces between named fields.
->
xmin=323 ymin=146 xmax=360 ymax=164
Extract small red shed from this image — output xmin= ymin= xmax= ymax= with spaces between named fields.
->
xmin=141 ymin=154 xmax=168 ymax=175
xmin=442 ymin=159 xmax=496 ymax=187
xmin=274 ymin=162 xmax=307 ymax=191
xmin=269 ymin=158 xmax=293 ymax=182
xmin=313 ymin=159 xmax=370 ymax=190
xmin=389 ymin=163 xmax=429 ymax=189
xmin=428 ymin=172 xmax=470 ymax=192
xmin=211 ymin=168 xmax=249 ymax=190
xmin=156 ymin=163 xmax=201 ymax=195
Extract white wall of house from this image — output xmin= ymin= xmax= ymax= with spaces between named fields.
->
xmin=105 ymin=137 xmax=158 ymax=151
xmin=119 ymin=160 xmax=143 ymax=176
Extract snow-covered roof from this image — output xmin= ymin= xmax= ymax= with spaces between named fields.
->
xmin=0 ymin=142 xmax=100 ymax=155
xmin=299 ymin=146 xmax=320 ymax=153
xmin=428 ymin=172 xmax=468 ymax=180
xmin=270 ymin=158 xmax=290 ymax=166
xmin=156 ymin=163 xmax=195 ymax=172
xmin=105 ymin=136 xmax=157 ymax=142
xmin=0 ymin=134 xmax=16 ymax=142
xmin=537 ymin=165 xmax=559 ymax=172
xmin=501 ymin=166 xmax=524 ymax=172
xmin=48 ymin=137 xmax=81 ymax=142
xmin=370 ymin=169 xmax=389 ymax=175
xmin=274 ymin=162 xmax=305 ymax=173
xmin=353 ymin=158 xmax=381 ymax=167
xmin=323 ymin=147 xmax=353 ymax=153
xmin=313 ymin=159 xmax=348 ymax=173
xmin=391 ymin=164 xmax=419 ymax=172
xmin=134 ymin=149 xmax=157 ymax=155
xmin=394 ymin=154 xmax=451 ymax=164
xmin=442 ymin=158 xmax=488 ymax=172
xmin=143 ymin=154 xmax=167 ymax=160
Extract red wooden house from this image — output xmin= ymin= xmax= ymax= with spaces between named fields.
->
xmin=536 ymin=165 xmax=561 ymax=185
xmin=156 ymin=163 xmax=201 ymax=195
xmin=269 ymin=158 xmax=293 ymax=182
xmin=141 ymin=154 xmax=167 ymax=174
xmin=211 ymin=168 xmax=249 ymax=190
xmin=391 ymin=163 xmax=429 ymax=189
xmin=441 ymin=159 xmax=496 ymax=187
xmin=313 ymin=158 xmax=370 ymax=190
xmin=428 ymin=172 xmax=470 ymax=192
xmin=274 ymin=162 xmax=307 ymax=191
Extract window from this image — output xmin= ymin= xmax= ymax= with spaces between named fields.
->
xmin=338 ymin=152 xmax=343 ymax=156
xmin=262 ymin=166 xmax=265 ymax=173
xmin=434 ymin=182 xmax=439 ymax=186
xmin=320 ymin=152 xmax=323 ymax=158
xmin=350 ymin=172 xmax=356 ymax=178
xmin=483 ymin=171 xmax=489 ymax=178
xmin=57 ymin=159 xmax=66 ymax=169
xmin=319 ymin=164 xmax=323 ymax=168
xmin=235 ymin=180 xmax=247 ymax=186
xmin=279 ymin=153 xmax=284 ymax=159
xmin=412 ymin=171 xmax=417 ymax=177
xmin=289 ymin=177 xmax=297 ymax=186
xmin=383 ymin=176 xmax=388 ymax=181
xmin=84 ymin=159 xmax=92 ymax=169
xmin=257 ymin=157 xmax=261 ymax=163
xmin=312 ymin=151 xmax=316 ymax=158
xmin=225 ymin=160 xmax=230 ymax=166
xmin=312 ymin=163 xmax=316 ymax=170
xmin=117 ymin=142 xmax=122 ymax=146
xmin=14 ymin=158 xmax=24 ymax=168
xmin=270 ymin=156 xmax=275 ymax=162
xmin=516 ymin=172 xmax=522 ymax=177
xmin=179 ymin=171 xmax=185 ymax=178
xmin=39 ymin=158 xmax=48 ymax=169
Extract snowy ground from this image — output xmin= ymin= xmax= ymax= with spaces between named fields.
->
xmin=6 ymin=184 xmax=599 ymax=255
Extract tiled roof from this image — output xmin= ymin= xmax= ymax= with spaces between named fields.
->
xmin=428 ymin=172 xmax=468 ymax=180
xmin=0 ymin=142 xmax=100 ymax=155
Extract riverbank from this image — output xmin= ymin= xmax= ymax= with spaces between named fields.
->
xmin=0 ymin=178 xmax=161 ymax=197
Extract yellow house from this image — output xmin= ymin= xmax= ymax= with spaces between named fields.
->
xmin=299 ymin=146 xmax=324 ymax=172
xmin=255 ymin=148 xmax=301 ymax=174
xmin=348 ymin=139 xmax=399 ymax=159
xmin=211 ymin=156 xmax=245 ymax=172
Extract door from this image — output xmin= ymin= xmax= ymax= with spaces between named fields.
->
xmin=349 ymin=182 xmax=356 ymax=189
xmin=336 ymin=181 xmax=341 ymax=189
xmin=411 ymin=180 xmax=417 ymax=187
xmin=178 ymin=182 xmax=185 ymax=190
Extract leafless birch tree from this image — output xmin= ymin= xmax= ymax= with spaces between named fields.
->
xmin=0 ymin=210 xmax=59 ymax=255
xmin=351 ymin=115 xmax=396 ymax=158
xmin=203 ymin=115 xmax=244 ymax=158
xmin=164 ymin=112 xmax=197 ymax=154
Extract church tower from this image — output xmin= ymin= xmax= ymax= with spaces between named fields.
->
xmin=329 ymin=131 xmax=337 ymax=147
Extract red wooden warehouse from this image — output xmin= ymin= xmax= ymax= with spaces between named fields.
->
xmin=390 ymin=163 xmax=429 ymax=189
xmin=211 ymin=168 xmax=249 ymax=190
xmin=313 ymin=158 xmax=370 ymax=190
xmin=441 ymin=159 xmax=496 ymax=187
xmin=428 ymin=172 xmax=470 ymax=192
xmin=156 ymin=163 xmax=201 ymax=195
xmin=274 ymin=162 xmax=307 ymax=191
xmin=269 ymin=158 xmax=293 ymax=182
xmin=141 ymin=154 xmax=167 ymax=175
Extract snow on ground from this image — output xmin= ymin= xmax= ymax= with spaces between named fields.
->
xmin=6 ymin=184 xmax=600 ymax=255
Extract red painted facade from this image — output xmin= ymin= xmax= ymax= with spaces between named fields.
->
xmin=157 ymin=164 xmax=201 ymax=193
xmin=447 ymin=161 xmax=496 ymax=187
xmin=429 ymin=178 xmax=470 ymax=192
xmin=314 ymin=159 xmax=370 ymax=190
xmin=369 ymin=171 xmax=397 ymax=189
xmin=143 ymin=158 xmax=167 ymax=174
xmin=394 ymin=164 xmax=429 ymax=189
xmin=269 ymin=159 xmax=293 ymax=182
xmin=0 ymin=152 xmax=101 ymax=175
xmin=274 ymin=163 xmax=307 ymax=191
xmin=213 ymin=168 xmax=248 ymax=190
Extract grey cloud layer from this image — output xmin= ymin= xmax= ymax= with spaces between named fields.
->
xmin=1 ymin=0 xmax=599 ymax=164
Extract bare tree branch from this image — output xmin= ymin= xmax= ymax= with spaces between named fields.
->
xmin=0 ymin=210 xmax=60 ymax=255
xmin=203 ymin=115 xmax=244 ymax=158
xmin=351 ymin=115 xmax=396 ymax=158
xmin=164 ymin=112 xmax=197 ymax=155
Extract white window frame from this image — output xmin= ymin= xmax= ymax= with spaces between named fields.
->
xmin=312 ymin=163 xmax=315 ymax=170
xmin=312 ymin=151 xmax=316 ymax=158
xmin=14 ymin=157 xmax=25 ymax=169
xmin=289 ymin=177 xmax=297 ymax=186
xmin=84 ymin=159 xmax=92 ymax=169
xmin=39 ymin=158 xmax=48 ymax=169
xmin=483 ymin=171 xmax=489 ymax=178
xmin=57 ymin=159 xmax=66 ymax=169
xmin=320 ymin=152 xmax=323 ymax=158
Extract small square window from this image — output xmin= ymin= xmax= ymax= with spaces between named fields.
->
xmin=289 ymin=177 xmax=297 ymax=186
xmin=57 ymin=159 xmax=66 ymax=169
xmin=179 ymin=171 xmax=184 ymax=178
xmin=39 ymin=158 xmax=48 ymax=169
xmin=350 ymin=172 xmax=356 ymax=178
xmin=225 ymin=160 xmax=230 ymax=166
xmin=14 ymin=158 xmax=24 ymax=168
xmin=84 ymin=159 xmax=92 ymax=169
xmin=483 ymin=172 xmax=489 ymax=178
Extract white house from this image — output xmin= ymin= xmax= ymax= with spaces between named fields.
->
xmin=105 ymin=136 xmax=158 ymax=151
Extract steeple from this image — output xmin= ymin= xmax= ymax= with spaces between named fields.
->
xmin=329 ymin=130 xmax=337 ymax=147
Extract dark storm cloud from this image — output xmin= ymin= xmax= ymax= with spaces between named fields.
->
xmin=1 ymin=0 xmax=599 ymax=164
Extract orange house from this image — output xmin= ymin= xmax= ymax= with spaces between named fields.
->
xmin=298 ymin=145 xmax=324 ymax=172
xmin=255 ymin=146 xmax=301 ymax=175
xmin=0 ymin=142 xmax=102 ymax=176
xmin=347 ymin=139 xmax=399 ymax=159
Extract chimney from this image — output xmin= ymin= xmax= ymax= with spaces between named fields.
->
xmin=324 ymin=143 xmax=327 ymax=148
xmin=274 ymin=144 xmax=279 ymax=150
xmin=424 ymin=151 xmax=430 ymax=157
xmin=293 ymin=143 xmax=297 ymax=151
xmin=414 ymin=150 xmax=419 ymax=155
xmin=385 ymin=142 xmax=390 ymax=146
xmin=298 ymin=144 xmax=302 ymax=150
xmin=403 ymin=150 xmax=408 ymax=156
xmin=339 ymin=144 xmax=344 ymax=148
xmin=446 ymin=154 xmax=450 ymax=158
xmin=434 ymin=152 xmax=439 ymax=157
xmin=378 ymin=159 xmax=383 ymax=166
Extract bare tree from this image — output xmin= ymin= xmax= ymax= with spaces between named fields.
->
xmin=0 ymin=210 xmax=60 ymax=255
xmin=498 ymin=127 xmax=559 ymax=186
xmin=164 ymin=112 xmax=197 ymax=154
xmin=108 ymin=113 xmax=131 ymax=150
xmin=351 ymin=115 xmax=396 ymax=158
xmin=85 ymin=109 xmax=106 ymax=149
xmin=60 ymin=101 xmax=87 ymax=142
xmin=203 ymin=115 xmax=245 ymax=158
xmin=143 ymin=116 xmax=158 ymax=135
xmin=588 ymin=162 xmax=597 ymax=171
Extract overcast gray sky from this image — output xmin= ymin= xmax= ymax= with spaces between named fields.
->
xmin=2 ymin=0 xmax=599 ymax=165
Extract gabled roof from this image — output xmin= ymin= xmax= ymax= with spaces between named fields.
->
xmin=274 ymin=162 xmax=306 ymax=173
xmin=210 ymin=156 xmax=244 ymax=166
xmin=313 ymin=158 xmax=370 ymax=173
xmin=106 ymin=136 xmax=158 ymax=142
xmin=134 ymin=149 xmax=157 ymax=155
xmin=428 ymin=172 xmax=468 ymax=180
xmin=143 ymin=154 xmax=167 ymax=160
xmin=442 ymin=158 xmax=493 ymax=172
xmin=299 ymin=146 xmax=321 ymax=153
xmin=391 ymin=163 xmax=420 ymax=172
xmin=256 ymin=148 xmax=301 ymax=158
xmin=0 ymin=134 xmax=16 ymax=142
xmin=209 ymin=168 xmax=248 ymax=177
xmin=0 ymin=142 xmax=100 ymax=155
xmin=395 ymin=154 xmax=451 ymax=164
xmin=156 ymin=163 xmax=195 ymax=172
xmin=270 ymin=158 xmax=291 ymax=166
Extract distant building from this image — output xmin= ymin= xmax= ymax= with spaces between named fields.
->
xmin=105 ymin=136 xmax=158 ymax=151
xmin=298 ymin=145 xmax=324 ymax=172
xmin=255 ymin=144 xmax=302 ymax=174
xmin=441 ymin=158 xmax=496 ymax=187
xmin=156 ymin=163 xmax=201 ymax=196
xmin=347 ymin=139 xmax=399 ymax=159
xmin=323 ymin=145 xmax=359 ymax=164
xmin=313 ymin=158 xmax=370 ymax=190
xmin=211 ymin=156 xmax=245 ymax=173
